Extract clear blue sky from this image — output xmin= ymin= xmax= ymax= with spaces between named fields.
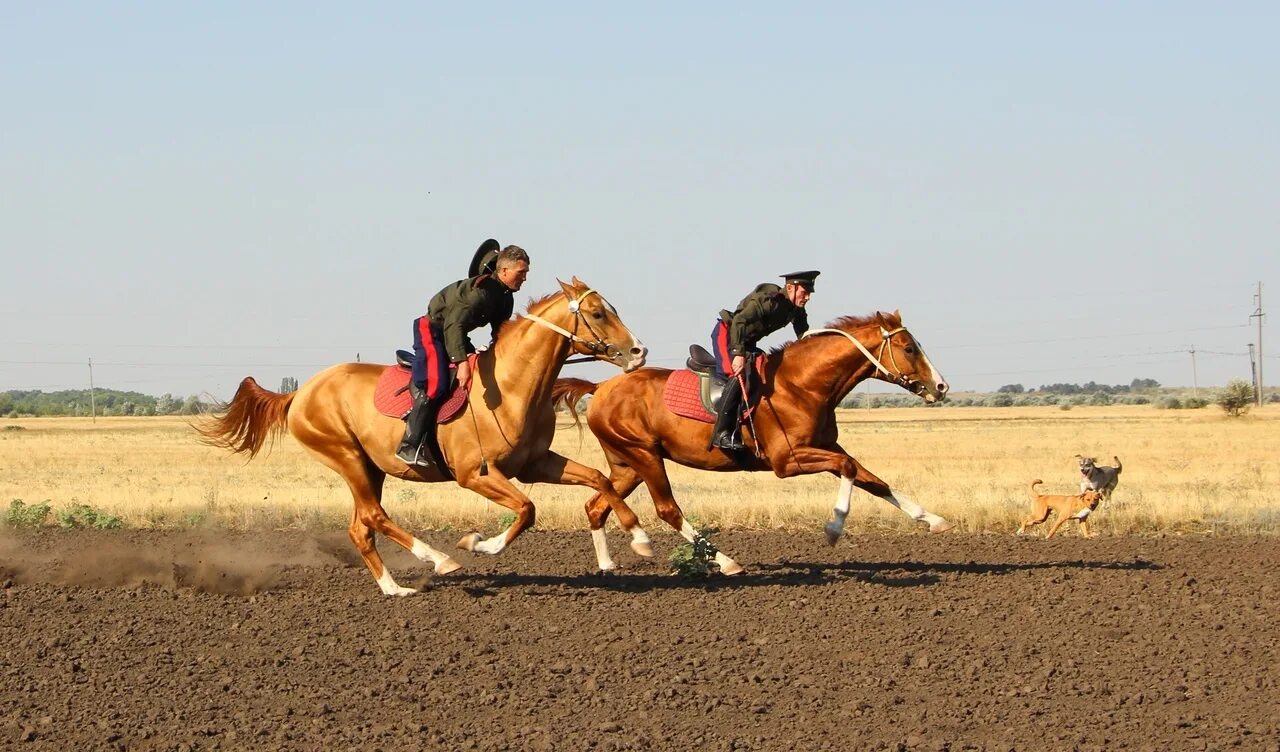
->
xmin=2 ymin=2 xmax=1276 ymax=399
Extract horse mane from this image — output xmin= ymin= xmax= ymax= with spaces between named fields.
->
xmin=492 ymin=291 xmax=564 ymax=345
xmin=767 ymin=312 xmax=900 ymax=356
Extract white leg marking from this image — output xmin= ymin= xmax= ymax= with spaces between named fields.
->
xmin=883 ymin=493 xmax=954 ymax=533
xmin=412 ymin=538 xmax=462 ymax=575
xmin=473 ymin=530 xmax=509 ymax=555
xmin=591 ymin=528 xmax=617 ymax=571
xmin=375 ymin=567 xmax=417 ymax=597
xmin=678 ymin=520 xmax=699 ymax=543
xmin=411 ymin=538 xmax=445 ymax=564
xmin=825 ymin=476 xmax=854 ymax=543
xmin=629 ymin=527 xmax=654 ymax=557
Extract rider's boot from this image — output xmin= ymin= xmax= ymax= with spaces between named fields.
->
xmin=395 ymin=386 xmax=435 ymax=467
xmin=710 ymin=377 xmax=747 ymax=451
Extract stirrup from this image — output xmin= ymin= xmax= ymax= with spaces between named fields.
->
xmin=712 ymin=431 xmax=746 ymax=451
xmin=396 ymin=444 xmax=432 ymax=468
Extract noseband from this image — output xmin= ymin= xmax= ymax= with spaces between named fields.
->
xmin=523 ymin=289 xmax=625 ymax=361
xmin=802 ymin=325 xmax=926 ymax=395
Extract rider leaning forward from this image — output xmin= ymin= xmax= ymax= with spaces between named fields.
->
xmin=396 ymin=241 xmax=531 ymax=468
xmin=709 ymin=270 xmax=819 ymax=451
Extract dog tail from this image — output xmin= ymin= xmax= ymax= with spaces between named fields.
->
xmin=1029 ymin=479 xmax=1044 ymax=498
xmin=1113 ymin=456 xmax=1122 ymax=474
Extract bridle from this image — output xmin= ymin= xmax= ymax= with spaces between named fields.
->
xmin=523 ymin=288 xmax=626 ymax=362
xmin=801 ymin=325 xmax=927 ymax=396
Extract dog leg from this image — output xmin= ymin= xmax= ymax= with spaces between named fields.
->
xmin=1045 ymin=515 xmax=1067 ymax=539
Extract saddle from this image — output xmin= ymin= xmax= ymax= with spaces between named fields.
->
xmin=661 ymin=345 xmax=764 ymax=423
xmin=373 ymin=350 xmax=474 ymax=422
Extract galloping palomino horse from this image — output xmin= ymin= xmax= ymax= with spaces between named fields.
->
xmin=200 ymin=278 xmax=652 ymax=595
xmin=551 ymin=310 xmax=953 ymax=574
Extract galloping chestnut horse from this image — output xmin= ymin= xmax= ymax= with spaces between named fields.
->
xmin=200 ymin=278 xmax=651 ymax=596
xmin=551 ymin=310 xmax=953 ymax=574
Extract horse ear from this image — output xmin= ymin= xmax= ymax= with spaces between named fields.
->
xmin=891 ymin=309 xmax=901 ymax=322
xmin=557 ymin=278 xmax=576 ymax=297
xmin=571 ymin=275 xmax=585 ymax=287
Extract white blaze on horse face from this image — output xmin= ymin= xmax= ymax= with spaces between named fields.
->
xmin=591 ymin=528 xmax=616 ymax=571
xmin=915 ymin=343 xmax=947 ymax=398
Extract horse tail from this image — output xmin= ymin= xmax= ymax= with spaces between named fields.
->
xmin=551 ymin=377 xmax=599 ymax=430
xmin=197 ymin=377 xmax=295 ymax=459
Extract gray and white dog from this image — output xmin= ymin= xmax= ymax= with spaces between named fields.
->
xmin=1077 ymin=455 xmax=1122 ymax=505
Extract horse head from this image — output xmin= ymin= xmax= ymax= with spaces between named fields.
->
xmin=868 ymin=310 xmax=949 ymax=403
xmin=532 ymin=277 xmax=647 ymax=372
xmin=804 ymin=310 xmax=949 ymax=403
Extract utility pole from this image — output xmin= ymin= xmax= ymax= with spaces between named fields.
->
xmin=88 ymin=357 xmax=96 ymax=423
xmin=1248 ymin=343 xmax=1258 ymax=400
xmin=1250 ymin=282 xmax=1264 ymax=407
xmin=1188 ymin=344 xmax=1198 ymax=399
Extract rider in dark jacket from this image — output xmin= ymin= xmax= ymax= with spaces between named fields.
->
xmin=709 ymin=270 xmax=818 ymax=451
xmin=396 ymin=243 xmax=531 ymax=468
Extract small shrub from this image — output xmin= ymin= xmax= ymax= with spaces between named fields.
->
xmin=1058 ymin=403 xmax=1072 ymax=411
xmin=497 ymin=511 xmax=517 ymax=529
xmin=57 ymin=503 xmax=123 ymax=529
xmin=1156 ymin=396 xmax=1182 ymax=410
xmin=987 ymin=394 xmax=1014 ymax=408
xmin=1183 ymin=397 xmax=1208 ymax=409
xmin=669 ymin=519 xmax=720 ymax=578
xmin=3 ymin=425 xmax=24 ymax=432
xmin=5 ymin=500 xmax=51 ymax=528
xmin=1216 ymin=379 xmax=1254 ymax=417
xmin=1088 ymin=392 xmax=1113 ymax=406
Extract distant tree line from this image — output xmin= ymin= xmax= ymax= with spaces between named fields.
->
xmin=0 ymin=389 xmax=212 ymax=418
xmin=996 ymin=378 xmax=1163 ymax=395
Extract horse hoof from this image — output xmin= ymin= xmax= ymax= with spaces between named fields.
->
xmin=823 ymin=524 xmax=842 ymax=546
xmin=630 ymin=541 xmax=654 ymax=558
xmin=456 ymin=532 xmax=482 ymax=552
xmin=435 ymin=557 xmax=462 ymax=575
xmin=719 ymin=561 xmax=744 ymax=576
xmin=929 ymin=519 xmax=956 ymax=534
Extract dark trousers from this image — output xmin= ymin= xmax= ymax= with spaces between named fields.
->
xmin=709 ymin=320 xmax=753 ymax=448
xmin=400 ymin=317 xmax=452 ymax=465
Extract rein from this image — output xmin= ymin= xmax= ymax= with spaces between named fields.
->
xmin=802 ymin=325 xmax=919 ymax=392
xmin=523 ymin=289 xmax=625 ymax=362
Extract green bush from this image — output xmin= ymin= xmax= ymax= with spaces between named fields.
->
xmin=1184 ymin=397 xmax=1208 ymax=409
xmin=669 ymin=519 xmax=720 ymax=578
xmin=57 ymin=503 xmax=123 ymax=529
xmin=1156 ymin=396 xmax=1182 ymax=410
xmin=1216 ymin=379 xmax=1254 ymax=417
xmin=4 ymin=500 xmax=51 ymax=527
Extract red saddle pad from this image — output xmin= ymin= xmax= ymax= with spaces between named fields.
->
xmin=373 ymin=354 xmax=475 ymax=423
xmin=662 ymin=369 xmax=716 ymax=423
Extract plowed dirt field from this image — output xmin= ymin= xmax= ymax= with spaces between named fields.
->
xmin=2 ymin=530 xmax=1277 ymax=751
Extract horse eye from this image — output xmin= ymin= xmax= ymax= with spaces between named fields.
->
xmin=591 ymin=310 xmax=604 ymax=320
xmin=905 ymin=345 xmax=916 ymax=355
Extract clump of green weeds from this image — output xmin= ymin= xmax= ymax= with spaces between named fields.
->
xmin=669 ymin=517 xmax=720 ymax=578
xmin=57 ymin=503 xmax=123 ymax=529
xmin=4 ymin=499 xmax=51 ymax=528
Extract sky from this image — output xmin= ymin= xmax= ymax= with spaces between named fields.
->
xmin=2 ymin=2 xmax=1276 ymax=400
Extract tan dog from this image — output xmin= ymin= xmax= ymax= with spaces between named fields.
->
xmin=1016 ymin=480 xmax=1104 ymax=539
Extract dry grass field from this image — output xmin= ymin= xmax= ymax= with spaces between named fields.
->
xmin=2 ymin=405 xmax=1277 ymax=536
